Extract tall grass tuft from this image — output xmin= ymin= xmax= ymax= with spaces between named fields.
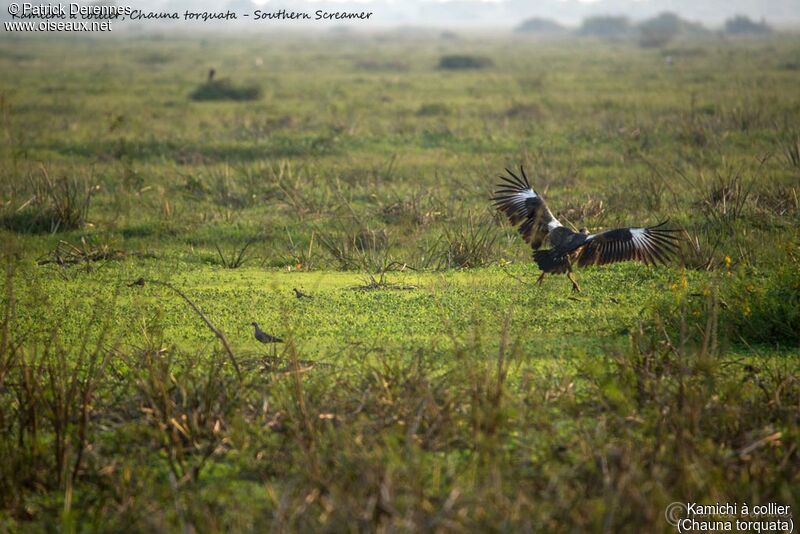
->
xmin=1 ymin=166 xmax=96 ymax=233
xmin=428 ymin=213 xmax=499 ymax=269
xmin=318 ymin=222 xmax=390 ymax=271
xmin=696 ymin=165 xmax=755 ymax=230
xmin=783 ymin=134 xmax=800 ymax=168
xmin=215 ymin=237 xmax=257 ymax=269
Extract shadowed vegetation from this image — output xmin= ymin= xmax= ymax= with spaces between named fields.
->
xmin=437 ymin=54 xmax=494 ymax=70
xmin=190 ymin=79 xmax=262 ymax=102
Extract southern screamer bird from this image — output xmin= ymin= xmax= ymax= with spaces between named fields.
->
xmin=491 ymin=166 xmax=681 ymax=292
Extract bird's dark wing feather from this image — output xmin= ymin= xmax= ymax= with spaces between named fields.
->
xmin=576 ymin=221 xmax=682 ymax=267
xmin=491 ymin=166 xmax=561 ymax=250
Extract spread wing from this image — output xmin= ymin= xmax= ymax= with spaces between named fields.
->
xmin=576 ymin=221 xmax=682 ymax=267
xmin=491 ymin=166 xmax=562 ymax=250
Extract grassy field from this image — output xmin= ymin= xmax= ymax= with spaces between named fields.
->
xmin=0 ymin=30 xmax=799 ymax=531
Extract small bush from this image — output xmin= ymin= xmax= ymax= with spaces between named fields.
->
xmin=437 ymin=55 xmax=493 ymax=70
xmin=190 ymin=79 xmax=261 ymax=102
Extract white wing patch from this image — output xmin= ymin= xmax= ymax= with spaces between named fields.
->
xmin=630 ymin=228 xmax=647 ymax=250
xmin=506 ymin=189 xmax=536 ymax=210
xmin=577 ymin=223 xmax=681 ymax=267
xmin=586 ymin=228 xmax=645 ymax=246
xmin=491 ymin=167 xmax=565 ymax=250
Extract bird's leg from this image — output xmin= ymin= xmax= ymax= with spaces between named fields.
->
xmin=536 ymin=272 xmax=546 ymax=286
xmin=567 ymin=271 xmax=581 ymax=293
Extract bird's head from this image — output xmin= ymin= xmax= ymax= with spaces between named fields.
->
xmin=579 ymin=228 xmax=589 ymax=235
xmin=251 ymin=322 xmax=258 ymax=328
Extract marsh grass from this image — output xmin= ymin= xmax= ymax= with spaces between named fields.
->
xmin=0 ymin=271 xmax=118 ymax=520
xmin=1 ymin=166 xmax=95 ymax=233
xmin=273 ymin=161 xmax=327 ymax=218
xmin=376 ymin=188 xmax=443 ymax=228
xmin=428 ymin=213 xmax=499 ymax=269
xmin=680 ymin=228 xmax=724 ymax=271
xmin=215 ymin=237 xmax=257 ymax=269
xmin=695 ymin=163 xmax=758 ymax=231
xmin=0 ymin=33 xmax=798 ymax=531
xmin=124 ymin=345 xmax=239 ymax=485
xmin=0 ymin=267 xmax=796 ymax=531
xmin=317 ymin=218 xmax=392 ymax=270
xmin=656 ymin=252 xmax=800 ymax=347
xmin=782 ymin=133 xmax=800 ymax=168
xmin=753 ymin=184 xmax=799 ymax=218
xmin=283 ymin=228 xmax=318 ymax=270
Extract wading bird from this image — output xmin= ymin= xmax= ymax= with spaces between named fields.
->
xmin=251 ymin=322 xmax=283 ymax=344
xmin=491 ymin=166 xmax=681 ymax=292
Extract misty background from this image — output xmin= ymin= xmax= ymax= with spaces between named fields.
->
xmin=1 ymin=0 xmax=799 ymax=30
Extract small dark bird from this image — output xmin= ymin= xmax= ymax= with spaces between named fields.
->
xmin=251 ymin=322 xmax=283 ymax=344
xmin=128 ymin=277 xmax=145 ymax=287
xmin=208 ymin=68 xmax=215 ymax=82
xmin=293 ymin=288 xmax=312 ymax=299
xmin=491 ymin=166 xmax=681 ymax=292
